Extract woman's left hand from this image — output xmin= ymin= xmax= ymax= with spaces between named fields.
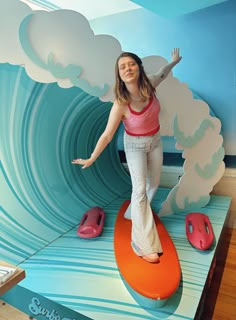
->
xmin=171 ymin=48 xmax=182 ymax=63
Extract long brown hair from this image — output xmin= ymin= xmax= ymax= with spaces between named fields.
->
xmin=114 ymin=52 xmax=156 ymax=105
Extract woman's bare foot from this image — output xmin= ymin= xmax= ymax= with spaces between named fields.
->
xmin=142 ymin=253 xmax=160 ymax=263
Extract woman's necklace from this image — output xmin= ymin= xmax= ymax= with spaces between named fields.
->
xmin=130 ymin=94 xmax=142 ymax=101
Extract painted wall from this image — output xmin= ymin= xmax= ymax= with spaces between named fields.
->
xmin=91 ymin=0 xmax=236 ymax=157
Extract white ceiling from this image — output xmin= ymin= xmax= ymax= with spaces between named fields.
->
xmin=20 ymin=0 xmax=141 ymax=20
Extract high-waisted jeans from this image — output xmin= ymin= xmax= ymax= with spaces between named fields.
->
xmin=124 ymin=131 xmax=163 ymax=256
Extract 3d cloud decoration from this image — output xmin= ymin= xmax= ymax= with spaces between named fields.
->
xmin=134 ymin=58 xmax=225 ymax=215
xmin=0 ymin=0 xmax=225 ymax=216
xmin=18 ymin=10 xmax=124 ymax=99
xmin=0 ymin=0 xmax=32 ymax=65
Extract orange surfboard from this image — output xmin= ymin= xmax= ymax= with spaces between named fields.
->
xmin=114 ymin=200 xmax=181 ymax=301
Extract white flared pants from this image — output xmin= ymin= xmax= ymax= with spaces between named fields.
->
xmin=124 ymin=131 xmax=163 ymax=256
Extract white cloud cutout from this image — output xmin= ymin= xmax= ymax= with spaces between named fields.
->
xmin=22 ymin=9 xmax=123 ymax=100
xmin=0 ymin=0 xmax=32 ymax=64
xmin=0 ymin=1 xmax=123 ymax=100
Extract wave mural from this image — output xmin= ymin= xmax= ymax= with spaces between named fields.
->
xmin=0 ymin=63 xmax=130 ymax=265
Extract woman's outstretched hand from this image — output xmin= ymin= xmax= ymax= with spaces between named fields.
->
xmin=171 ymin=48 xmax=182 ymax=64
xmin=71 ymin=157 xmax=94 ymax=169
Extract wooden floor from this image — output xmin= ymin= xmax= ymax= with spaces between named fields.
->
xmin=200 ymin=227 xmax=236 ymax=320
xmin=0 ymin=228 xmax=235 ymax=320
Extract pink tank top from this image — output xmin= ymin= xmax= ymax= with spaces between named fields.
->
xmin=123 ymin=96 xmax=160 ymax=136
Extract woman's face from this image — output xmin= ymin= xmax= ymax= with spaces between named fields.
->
xmin=118 ymin=56 xmax=140 ymax=84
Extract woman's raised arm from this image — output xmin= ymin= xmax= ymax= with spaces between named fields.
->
xmin=149 ymin=48 xmax=182 ymax=88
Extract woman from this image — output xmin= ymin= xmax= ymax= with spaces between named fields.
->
xmin=72 ymin=48 xmax=182 ymax=263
